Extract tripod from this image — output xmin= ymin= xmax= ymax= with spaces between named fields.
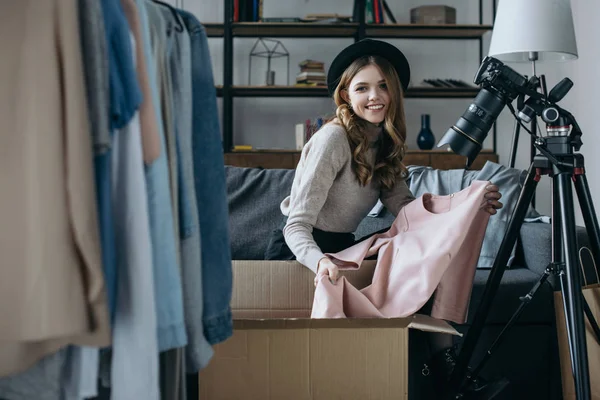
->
xmin=447 ymin=101 xmax=600 ymax=399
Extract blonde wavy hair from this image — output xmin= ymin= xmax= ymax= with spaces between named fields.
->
xmin=332 ymin=55 xmax=408 ymax=190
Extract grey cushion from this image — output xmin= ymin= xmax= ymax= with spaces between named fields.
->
xmin=355 ymin=209 xmax=396 ymax=240
xmin=467 ymin=267 xmax=554 ymax=324
xmin=226 ymin=166 xmax=295 ymax=259
xmin=520 ymin=223 xmax=593 ymax=288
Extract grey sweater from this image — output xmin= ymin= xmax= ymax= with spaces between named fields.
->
xmin=281 ymin=123 xmax=415 ymax=273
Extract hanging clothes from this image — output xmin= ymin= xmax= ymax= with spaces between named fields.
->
xmin=0 ymin=0 xmax=124 ymax=396
xmin=0 ymin=0 xmax=232 ymax=396
xmin=173 ymin=8 xmax=215 ymax=374
xmin=312 ymin=181 xmax=492 ymax=324
xmin=0 ymin=0 xmax=110 ymax=378
xmin=121 ymin=0 xmax=162 ymax=165
xmin=148 ymin=4 xmax=196 ymax=398
xmin=109 ymin=101 xmax=160 ymax=400
xmin=62 ymin=0 xmax=147 ymax=398
xmin=145 ymin=0 xmax=182 ymax=242
xmin=182 ymin=10 xmax=234 ymax=346
xmin=0 ymin=352 xmax=67 ymax=400
xmin=82 ymin=0 xmax=111 ymax=157
xmin=136 ymin=0 xmax=187 ymax=353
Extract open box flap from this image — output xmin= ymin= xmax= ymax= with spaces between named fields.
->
xmin=233 ymin=313 xmax=460 ymax=336
xmin=407 ymin=314 xmax=462 ymax=336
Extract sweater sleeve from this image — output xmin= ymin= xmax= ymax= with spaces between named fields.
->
xmin=282 ymin=126 xmax=349 ymax=273
xmin=380 ymin=177 xmax=416 ymax=217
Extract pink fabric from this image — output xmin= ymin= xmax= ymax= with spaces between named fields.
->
xmin=311 ymin=180 xmax=492 ymax=324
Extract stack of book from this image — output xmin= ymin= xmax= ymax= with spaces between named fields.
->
xmin=352 ymin=0 xmax=395 ymax=23
xmin=233 ymin=0 xmax=263 ymax=22
xmin=295 ymin=60 xmax=326 ymax=87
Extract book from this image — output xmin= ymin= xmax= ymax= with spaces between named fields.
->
xmin=295 ymin=123 xmax=305 ymax=150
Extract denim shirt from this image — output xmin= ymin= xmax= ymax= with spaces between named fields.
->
xmin=177 ymin=10 xmax=233 ymax=345
xmin=97 ymin=0 xmax=143 ymax=324
xmin=152 ymin=5 xmax=214 ymax=372
xmin=137 ymin=0 xmax=187 ymax=351
xmin=102 ymin=0 xmax=142 ymax=131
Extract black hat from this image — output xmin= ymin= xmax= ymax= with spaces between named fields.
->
xmin=327 ymin=39 xmax=411 ymax=96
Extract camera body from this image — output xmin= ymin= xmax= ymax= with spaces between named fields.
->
xmin=474 ymin=56 xmax=537 ymax=102
xmin=438 ymin=57 xmax=545 ymax=166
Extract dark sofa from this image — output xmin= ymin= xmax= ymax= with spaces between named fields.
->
xmin=225 ymin=164 xmax=592 ymax=400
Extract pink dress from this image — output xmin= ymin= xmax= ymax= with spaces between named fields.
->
xmin=311 ymin=180 xmax=492 ymax=324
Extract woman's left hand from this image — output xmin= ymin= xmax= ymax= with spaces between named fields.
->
xmin=483 ymin=184 xmax=503 ymax=215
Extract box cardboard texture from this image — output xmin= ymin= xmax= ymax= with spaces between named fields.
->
xmin=199 ymin=260 xmax=460 ymax=400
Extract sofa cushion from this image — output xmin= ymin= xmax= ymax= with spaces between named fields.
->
xmin=225 ymin=163 xmax=549 ymax=273
xmin=226 ymin=166 xmax=295 ymax=259
xmin=467 ymin=267 xmax=554 ymax=324
xmin=355 ymin=209 xmax=396 ymax=240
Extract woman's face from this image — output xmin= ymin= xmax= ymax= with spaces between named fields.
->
xmin=344 ymin=64 xmax=390 ymax=125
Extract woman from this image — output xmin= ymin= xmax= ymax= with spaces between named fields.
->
xmin=265 ymin=39 xmax=507 ymax=398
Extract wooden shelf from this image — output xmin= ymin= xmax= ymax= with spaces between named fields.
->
xmin=234 ymin=22 xmax=359 ymax=38
xmin=225 ymin=149 xmax=498 ymax=170
xmin=216 ymin=85 xmax=479 ymax=99
xmin=406 ymin=87 xmax=479 ymax=98
xmin=204 ymin=23 xmax=225 ymax=37
xmin=203 ymin=23 xmax=492 ymax=39
xmin=218 ymin=85 xmax=328 ymax=97
xmin=366 ymin=24 xmax=493 ymax=39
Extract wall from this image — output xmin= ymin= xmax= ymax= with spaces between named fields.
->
xmin=497 ymin=0 xmax=599 ymax=224
xmin=558 ymin=0 xmax=600 ymax=224
xmin=173 ymin=0 xmax=599 ymax=221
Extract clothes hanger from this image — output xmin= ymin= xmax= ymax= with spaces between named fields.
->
xmin=150 ymin=0 xmax=184 ymax=32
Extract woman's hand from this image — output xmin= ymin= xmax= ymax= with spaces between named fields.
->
xmin=315 ymin=257 xmax=339 ymax=287
xmin=483 ymin=184 xmax=503 ymax=215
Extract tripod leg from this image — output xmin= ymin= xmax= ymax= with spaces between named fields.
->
xmin=467 ymin=267 xmax=553 ymax=382
xmin=508 ymin=119 xmax=520 ymax=169
xmin=556 ymin=172 xmax=591 ymax=400
xmin=530 ymin=118 xmax=537 ymax=209
xmin=447 ymin=163 xmax=539 ymax=396
xmin=573 ymin=172 xmax=600 ymax=279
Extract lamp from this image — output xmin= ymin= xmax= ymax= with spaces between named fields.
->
xmin=488 ymin=0 xmax=578 ymax=169
xmin=248 ymin=38 xmax=290 ymax=86
xmin=489 ymin=0 xmax=578 ymax=64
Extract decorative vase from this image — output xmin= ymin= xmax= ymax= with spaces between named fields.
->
xmin=417 ymin=114 xmax=436 ymax=150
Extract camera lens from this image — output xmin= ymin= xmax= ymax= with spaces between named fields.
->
xmin=437 ymin=88 xmax=506 ymax=167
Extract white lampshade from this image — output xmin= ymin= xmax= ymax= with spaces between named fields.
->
xmin=488 ymin=0 xmax=578 ymax=62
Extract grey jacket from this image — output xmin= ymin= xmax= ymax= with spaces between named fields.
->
xmin=407 ymin=161 xmax=549 ymax=269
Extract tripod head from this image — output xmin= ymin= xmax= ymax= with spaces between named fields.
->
xmin=509 ymin=77 xmax=584 ymax=168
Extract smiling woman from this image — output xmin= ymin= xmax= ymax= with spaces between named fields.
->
xmin=332 ymin=54 xmax=407 ymax=188
xmin=264 ymin=38 xmax=506 ymax=399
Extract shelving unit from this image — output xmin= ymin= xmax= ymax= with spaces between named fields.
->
xmin=205 ymin=22 xmax=493 ymax=39
xmin=215 ymin=85 xmax=480 ymax=98
xmin=209 ymin=0 xmax=498 ymax=169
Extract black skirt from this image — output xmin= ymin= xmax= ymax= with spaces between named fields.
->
xmin=264 ymin=217 xmax=386 ymax=261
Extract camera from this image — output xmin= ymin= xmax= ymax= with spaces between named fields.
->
xmin=437 ymin=56 xmax=540 ymax=166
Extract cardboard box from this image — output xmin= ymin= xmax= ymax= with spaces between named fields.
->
xmin=410 ymin=5 xmax=457 ymax=25
xmin=199 ymin=260 xmax=460 ymax=399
